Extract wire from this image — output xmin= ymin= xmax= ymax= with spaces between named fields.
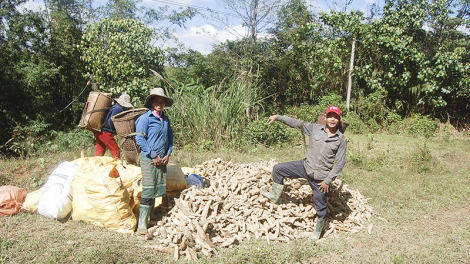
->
xmin=59 ymin=81 xmax=91 ymax=113
xmin=150 ymin=0 xmax=236 ymax=17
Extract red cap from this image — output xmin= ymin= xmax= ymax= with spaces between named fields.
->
xmin=326 ymin=105 xmax=341 ymax=116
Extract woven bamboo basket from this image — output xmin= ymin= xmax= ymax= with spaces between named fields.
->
xmin=121 ymin=138 xmax=141 ymax=166
xmin=112 ymin=108 xmax=148 ymax=166
xmin=78 ymin=91 xmax=113 ymax=132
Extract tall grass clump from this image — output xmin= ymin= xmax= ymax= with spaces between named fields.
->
xmin=167 ymin=77 xmax=260 ymax=149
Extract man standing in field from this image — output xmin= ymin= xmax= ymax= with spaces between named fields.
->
xmin=261 ymin=106 xmax=347 ymax=241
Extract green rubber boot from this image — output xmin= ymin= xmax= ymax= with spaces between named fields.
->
xmin=260 ymin=182 xmax=284 ymax=203
xmin=137 ymin=205 xmax=150 ymax=235
xmin=309 ymin=218 xmax=325 ymax=241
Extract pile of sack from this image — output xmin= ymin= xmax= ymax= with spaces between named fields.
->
xmin=1 ymin=156 xmax=189 ymax=235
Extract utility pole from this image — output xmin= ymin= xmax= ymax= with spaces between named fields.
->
xmin=346 ymin=38 xmax=356 ymax=113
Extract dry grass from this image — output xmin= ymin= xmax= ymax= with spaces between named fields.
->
xmin=1 ymin=133 xmax=469 ymax=263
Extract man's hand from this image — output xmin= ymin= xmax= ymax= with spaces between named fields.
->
xmin=268 ymin=115 xmax=277 ymax=124
xmin=319 ymin=181 xmax=329 ymax=193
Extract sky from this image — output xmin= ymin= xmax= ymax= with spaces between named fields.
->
xmin=151 ymin=0 xmax=383 ymax=54
xmin=22 ymin=0 xmax=384 ymax=54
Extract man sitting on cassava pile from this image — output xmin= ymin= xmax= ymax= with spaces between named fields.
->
xmin=261 ymin=106 xmax=347 ymax=241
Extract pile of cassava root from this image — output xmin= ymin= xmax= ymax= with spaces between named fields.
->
xmin=146 ymin=158 xmax=384 ymax=260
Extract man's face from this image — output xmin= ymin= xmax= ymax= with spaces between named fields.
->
xmin=151 ymin=96 xmax=165 ymax=111
xmin=326 ymin=112 xmax=340 ymax=129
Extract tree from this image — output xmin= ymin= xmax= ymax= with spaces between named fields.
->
xmin=42 ymin=0 xmax=90 ymax=127
xmin=79 ymin=18 xmax=164 ymax=98
xmin=216 ymin=0 xmax=284 ymax=43
xmin=0 ymin=0 xmax=90 ymax=152
xmin=262 ymin=0 xmax=316 ymax=105
xmin=354 ymin=0 xmax=470 ymax=118
xmin=97 ymin=0 xmax=199 ymax=43
xmin=100 ymin=0 xmax=140 ymax=19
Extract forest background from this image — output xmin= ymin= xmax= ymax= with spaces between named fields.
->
xmin=1 ymin=0 xmax=469 ymax=157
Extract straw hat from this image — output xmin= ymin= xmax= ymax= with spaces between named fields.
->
xmin=144 ymin=87 xmax=174 ymax=108
xmin=114 ymin=94 xmax=134 ymax=108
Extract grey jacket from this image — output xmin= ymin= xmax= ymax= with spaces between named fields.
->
xmin=276 ymin=115 xmax=347 ymax=185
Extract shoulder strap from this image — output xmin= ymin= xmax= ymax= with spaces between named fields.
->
xmin=127 ymin=132 xmax=147 ymax=138
xmin=339 ymin=134 xmax=346 ymax=147
xmin=331 ymin=134 xmax=346 ymax=168
xmin=301 ymin=122 xmax=307 ymax=149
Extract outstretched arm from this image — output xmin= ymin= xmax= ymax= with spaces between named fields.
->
xmin=267 ymin=115 xmax=277 ymax=124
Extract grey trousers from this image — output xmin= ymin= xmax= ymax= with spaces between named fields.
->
xmin=272 ymin=159 xmax=327 ymax=219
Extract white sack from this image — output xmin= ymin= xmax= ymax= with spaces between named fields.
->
xmin=38 ymin=161 xmax=77 ymax=220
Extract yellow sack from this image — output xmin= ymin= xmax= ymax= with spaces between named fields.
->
xmin=21 ymin=188 xmax=43 ymax=213
xmin=167 ymin=159 xmax=188 ymax=192
xmin=117 ymin=161 xmax=142 ymax=216
xmin=71 ymin=157 xmax=136 ymax=235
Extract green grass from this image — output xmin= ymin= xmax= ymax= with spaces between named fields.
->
xmin=1 ymin=133 xmax=469 ymax=263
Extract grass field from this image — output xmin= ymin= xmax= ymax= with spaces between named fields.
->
xmin=1 ymin=133 xmax=469 ymax=263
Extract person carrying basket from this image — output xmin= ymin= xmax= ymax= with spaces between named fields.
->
xmin=94 ymin=93 xmax=134 ymax=159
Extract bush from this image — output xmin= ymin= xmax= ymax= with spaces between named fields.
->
xmin=284 ymin=103 xmax=324 ymax=123
xmin=2 ymin=121 xmax=94 ymax=158
xmin=244 ymin=119 xmax=297 ymax=146
xmin=284 ymin=93 xmax=346 ymax=123
xmin=318 ymin=93 xmax=347 ymax=111
xmin=356 ymin=88 xmax=390 ymax=127
xmin=48 ymin=128 xmax=94 ymax=152
xmin=407 ymin=114 xmax=440 ymax=138
xmin=342 ymin=112 xmax=368 ymax=134
xmin=385 ymin=112 xmax=405 ymax=134
xmin=409 ymin=143 xmax=434 ymax=173
xmin=437 ymin=123 xmax=456 ymax=142
xmin=4 ymin=120 xmax=51 ymax=158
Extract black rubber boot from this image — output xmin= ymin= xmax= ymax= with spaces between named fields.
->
xmin=149 ymin=199 xmax=157 ymax=221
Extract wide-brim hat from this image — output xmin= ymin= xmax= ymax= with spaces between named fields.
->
xmin=114 ymin=93 xmax=134 ymax=108
xmin=144 ymin=87 xmax=174 ymax=108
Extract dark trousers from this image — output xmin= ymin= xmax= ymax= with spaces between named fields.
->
xmin=273 ymin=159 xmax=327 ymax=219
xmin=140 ymin=198 xmax=153 ymax=206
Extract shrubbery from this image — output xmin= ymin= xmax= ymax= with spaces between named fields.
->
xmin=2 ymin=120 xmax=93 ymax=158
xmin=243 ymin=119 xmax=298 ymax=146
xmin=407 ymin=114 xmax=440 ymax=138
xmin=0 ymin=90 xmax=454 ymax=158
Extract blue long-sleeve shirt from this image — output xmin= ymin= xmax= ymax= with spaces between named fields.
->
xmin=102 ymin=104 xmax=128 ymax=133
xmin=135 ymin=110 xmax=174 ymax=159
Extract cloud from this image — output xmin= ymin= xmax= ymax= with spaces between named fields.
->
xmin=142 ymin=0 xmax=193 ymax=6
xmin=457 ymin=25 xmax=470 ymax=35
xmin=363 ymin=0 xmax=376 ymax=5
xmin=309 ymin=0 xmax=381 ymax=13
xmin=141 ymin=0 xmax=214 ymax=8
xmin=175 ymin=24 xmax=246 ymax=54
xmin=17 ymin=0 xmax=45 ymax=12
xmin=309 ymin=0 xmax=330 ymax=13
